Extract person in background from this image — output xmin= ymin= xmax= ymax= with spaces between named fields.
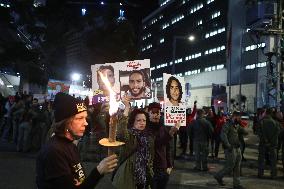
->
xmin=213 ymin=111 xmax=247 ymax=189
xmin=11 ymin=96 xmax=25 ymax=143
xmin=17 ymin=108 xmax=33 ymax=152
xmin=186 ymin=101 xmax=197 ymax=157
xmin=211 ymin=106 xmax=226 ymax=158
xmin=0 ymin=93 xmax=5 ymax=135
xmin=257 ymin=108 xmax=281 ymax=179
xmin=1 ymin=96 xmax=15 ymax=141
xmin=178 ymin=101 xmax=197 ymax=158
xmin=189 ymin=109 xmax=213 ymax=171
xmin=36 ymin=92 xmax=118 ymax=189
xmin=206 ymin=108 xmax=216 ymax=158
xmin=147 ymin=102 xmax=179 ymax=189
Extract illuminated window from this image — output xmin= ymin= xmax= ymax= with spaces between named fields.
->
xmin=171 ymin=14 xmax=184 ymax=24
xmin=185 ymin=52 xmax=202 ymax=61
xmin=160 ymin=0 xmax=171 ymax=7
xmin=207 ymin=0 xmax=215 ymax=4
xmin=245 ymin=43 xmax=266 ymax=52
xmin=150 ymin=18 xmax=158 ymax=25
xmin=190 ymin=3 xmax=203 ymax=14
xmin=211 ymin=11 xmax=221 ymax=19
xmin=197 ymin=20 xmax=203 ymax=26
xmin=162 ymin=22 xmax=170 ymax=29
xmin=217 ymin=64 xmax=224 ymax=69
xmin=204 ymin=45 xmax=225 ymax=55
xmin=205 ymin=27 xmax=225 ymax=38
xmin=146 ymin=44 xmax=152 ymax=49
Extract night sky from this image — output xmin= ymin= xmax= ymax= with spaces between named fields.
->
xmin=0 ymin=0 xmax=159 ymax=83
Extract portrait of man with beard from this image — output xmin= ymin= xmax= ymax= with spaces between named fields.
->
xmin=126 ymin=70 xmax=151 ymax=99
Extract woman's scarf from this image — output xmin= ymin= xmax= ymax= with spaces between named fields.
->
xmin=129 ymin=128 xmax=150 ymax=186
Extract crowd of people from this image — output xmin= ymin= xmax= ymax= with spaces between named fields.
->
xmin=0 ymin=92 xmax=53 ymax=152
xmin=0 ymin=91 xmax=284 ymax=189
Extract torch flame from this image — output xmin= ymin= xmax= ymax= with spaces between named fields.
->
xmin=98 ymin=71 xmax=119 ymax=115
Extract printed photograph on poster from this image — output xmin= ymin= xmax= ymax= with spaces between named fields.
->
xmin=91 ymin=63 xmax=121 ymax=103
xmin=163 ymin=73 xmax=186 ymax=126
xmin=163 ymin=73 xmax=185 ymax=106
xmin=119 ymin=59 xmax=151 ymax=100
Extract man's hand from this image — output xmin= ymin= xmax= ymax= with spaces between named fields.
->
xmin=97 ymin=154 xmax=118 ymax=175
xmin=166 ymin=167 xmax=173 ymax=175
xmin=169 ymin=122 xmax=180 ymax=136
xmin=122 ymin=95 xmax=131 ymax=107
xmin=121 ymin=95 xmax=131 ymax=116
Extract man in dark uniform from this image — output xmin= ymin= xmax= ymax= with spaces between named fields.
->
xmin=213 ymin=111 xmax=247 ymax=189
xmin=257 ymin=108 xmax=281 ymax=179
xmin=189 ymin=109 xmax=213 ymax=171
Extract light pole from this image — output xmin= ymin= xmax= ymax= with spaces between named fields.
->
xmin=171 ymin=35 xmax=194 ymax=159
xmin=172 ymin=35 xmax=195 ymax=74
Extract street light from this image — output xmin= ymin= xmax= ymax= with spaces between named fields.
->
xmin=172 ymin=35 xmax=195 ymax=74
xmin=188 ymin=35 xmax=195 ymax=41
xmin=71 ymin=73 xmax=81 ymax=84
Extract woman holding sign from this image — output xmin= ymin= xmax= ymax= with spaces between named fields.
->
xmin=112 ymin=96 xmax=155 ymax=189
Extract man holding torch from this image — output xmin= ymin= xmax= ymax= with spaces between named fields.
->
xmin=36 ymin=92 xmax=118 ymax=189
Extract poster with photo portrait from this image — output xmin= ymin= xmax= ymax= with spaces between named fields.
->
xmin=91 ymin=63 xmax=121 ymax=103
xmin=163 ymin=73 xmax=186 ymax=126
xmin=119 ymin=59 xmax=151 ymax=100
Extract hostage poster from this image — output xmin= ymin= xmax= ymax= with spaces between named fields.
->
xmin=91 ymin=59 xmax=151 ymax=104
xmin=163 ymin=73 xmax=186 ymax=126
xmin=118 ymin=59 xmax=151 ymax=100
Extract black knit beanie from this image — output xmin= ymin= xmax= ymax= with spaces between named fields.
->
xmin=54 ymin=92 xmax=87 ymax=122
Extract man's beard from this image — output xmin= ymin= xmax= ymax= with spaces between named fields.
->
xmin=149 ymin=120 xmax=160 ymax=128
xmin=130 ymin=87 xmax=145 ymax=97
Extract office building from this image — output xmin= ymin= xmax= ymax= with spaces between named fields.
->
xmin=140 ymin=0 xmax=279 ymax=111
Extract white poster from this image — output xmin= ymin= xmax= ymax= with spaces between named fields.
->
xmin=91 ymin=59 xmax=151 ymax=103
xmin=163 ymin=73 xmax=186 ymax=126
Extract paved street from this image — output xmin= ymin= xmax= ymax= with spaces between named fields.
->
xmin=0 ymin=126 xmax=283 ymax=189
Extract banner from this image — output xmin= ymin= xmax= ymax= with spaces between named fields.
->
xmin=47 ymin=79 xmax=70 ymax=100
xmin=163 ymin=73 xmax=186 ymax=126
